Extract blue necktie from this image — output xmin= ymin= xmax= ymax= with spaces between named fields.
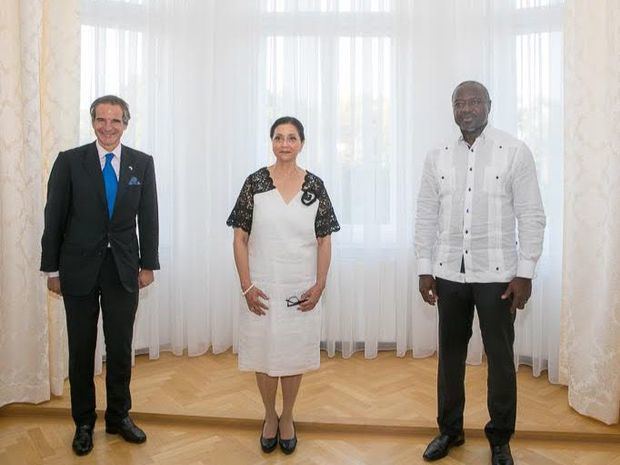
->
xmin=103 ymin=153 xmax=118 ymax=219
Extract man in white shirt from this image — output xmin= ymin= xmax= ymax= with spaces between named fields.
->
xmin=415 ymin=81 xmax=545 ymax=465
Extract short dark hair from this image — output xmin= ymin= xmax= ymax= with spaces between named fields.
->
xmin=90 ymin=95 xmax=131 ymax=126
xmin=270 ymin=116 xmax=305 ymax=142
xmin=452 ymin=81 xmax=491 ymax=103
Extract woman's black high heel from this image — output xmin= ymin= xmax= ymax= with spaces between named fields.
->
xmin=260 ymin=420 xmax=279 ymax=453
xmin=278 ymin=421 xmax=297 ymax=454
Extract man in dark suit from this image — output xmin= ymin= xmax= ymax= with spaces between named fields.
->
xmin=41 ymin=95 xmax=159 ymax=456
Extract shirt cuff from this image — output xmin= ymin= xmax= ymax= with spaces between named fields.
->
xmin=516 ymin=260 xmax=536 ymax=279
xmin=417 ymin=258 xmax=433 ymax=276
xmin=44 ymin=271 xmax=60 ymax=278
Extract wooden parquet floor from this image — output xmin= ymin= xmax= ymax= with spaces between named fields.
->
xmin=2 ymin=351 xmax=620 ymax=465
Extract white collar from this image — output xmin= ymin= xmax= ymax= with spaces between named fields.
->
xmin=96 ymin=140 xmax=122 ymax=160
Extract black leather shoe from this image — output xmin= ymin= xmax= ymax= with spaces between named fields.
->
xmin=422 ymin=433 xmax=465 ymax=461
xmin=278 ymin=421 xmax=297 ymax=455
xmin=72 ymin=424 xmax=94 ymax=456
xmin=106 ymin=416 xmax=147 ymax=443
xmin=491 ymin=444 xmax=514 ymax=465
xmin=260 ymin=420 xmax=278 ymax=453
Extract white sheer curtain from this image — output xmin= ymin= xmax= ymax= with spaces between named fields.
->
xmin=79 ymin=0 xmax=564 ymax=381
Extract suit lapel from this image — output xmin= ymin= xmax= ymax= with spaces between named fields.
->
xmin=83 ymin=142 xmax=107 ymax=211
xmin=114 ymin=145 xmax=136 ymax=216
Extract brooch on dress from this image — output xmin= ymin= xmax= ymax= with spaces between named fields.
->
xmin=301 ymin=189 xmax=317 ymax=206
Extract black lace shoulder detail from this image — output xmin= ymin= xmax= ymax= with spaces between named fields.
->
xmin=302 ymin=171 xmax=341 ymax=238
xmin=226 ymin=167 xmax=275 ymax=234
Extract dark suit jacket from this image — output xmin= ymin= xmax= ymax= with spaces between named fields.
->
xmin=41 ymin=142 xmax=159 ymax=295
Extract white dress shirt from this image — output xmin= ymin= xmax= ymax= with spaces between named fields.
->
xmin=46 ymin=141 xmax=121 ymax=278
xmin=415 ymin=125 xmax=546 ymax=283
xmin=96 ymin=140 xmax=122 ymax=178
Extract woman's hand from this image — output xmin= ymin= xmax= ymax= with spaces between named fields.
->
xmin=245 ymin=286 xmax=269 ymax=315
xmin=298 ymin=283 xmax=324 ymax=312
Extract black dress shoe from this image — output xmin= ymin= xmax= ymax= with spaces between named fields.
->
xmin=106 ymin=416 xmax=147 ymax=443
xmin=491 ymin=444 xmax=514 ymax=465
xmin=278 ymin=421 xmax=297 ymax=455
xmin=260 ymin=420 xmax=278 ymax=453
xmin=72 ymin=424 xmax=94 ymax=456
xmin=422 ymin=432 xmax=465 ymax=461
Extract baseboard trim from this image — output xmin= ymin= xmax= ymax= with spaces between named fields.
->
xmin=2 ymin=404 xmax=618 ymax=443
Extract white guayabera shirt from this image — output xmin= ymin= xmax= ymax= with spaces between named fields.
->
xmin=415 ymin=125 xmax=546 ymax=284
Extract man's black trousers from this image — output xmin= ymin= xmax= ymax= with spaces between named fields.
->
xmin=435 ymin=277 xmax=516 ymax=446
xmin=63 ymin=249 xmax=139 ymax=427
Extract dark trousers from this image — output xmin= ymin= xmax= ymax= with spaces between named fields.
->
xmin=435 ymin=277 xmax=516 ymax=446
xmin=63 ymin=249 xmax=139 ymax=427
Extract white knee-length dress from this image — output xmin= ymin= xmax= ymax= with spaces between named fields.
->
xmin=227 ymin=167 xmax=340 ymax=376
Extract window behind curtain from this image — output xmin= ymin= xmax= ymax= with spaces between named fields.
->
xmin=78 ymin=0 xmax=565 ymax=369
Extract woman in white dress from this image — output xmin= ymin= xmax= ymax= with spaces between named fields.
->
xmin=227 ymin=117 xmax=339 ymax=454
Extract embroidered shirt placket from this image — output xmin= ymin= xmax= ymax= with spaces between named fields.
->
xmin=463 ymin=142 xmax=476 ymax=283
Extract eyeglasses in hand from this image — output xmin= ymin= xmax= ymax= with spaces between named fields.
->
xmin=286 ymin=296 xmax=308 ymax=307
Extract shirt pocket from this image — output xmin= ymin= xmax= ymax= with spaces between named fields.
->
xmin=483 ymin=167 xmax=507 ymax=195
xmin=437 ymin=168 xmax=455 ymax=195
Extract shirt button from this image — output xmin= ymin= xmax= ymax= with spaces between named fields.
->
xmin=465 ymin=230 xmax=468 ymax=234
xmin=439 ymin=262 xmax=443 ymax=266
xmin=468 ymin=187 xmax=471 ymax=192
xmin=466 ymin=209 xmax=469 ymax=213
xmin=469 ymin=167 xmax=472 ymax=171
xmin=496 ymin=267 xmax=500 ymax=271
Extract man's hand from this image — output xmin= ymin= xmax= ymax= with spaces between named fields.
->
xmin=419 ymin=275 xmax=438 ymax=306
xmin=47 ymin=277 xmax=62 ymax=296
xmin=501 ymin=277 xmax=532 ymax=313
xmin=139 ymin=269 xmax=155 ymax=289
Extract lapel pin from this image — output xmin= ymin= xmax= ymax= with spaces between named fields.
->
xmin=129 ymin=166 xmax=133 ymax=171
